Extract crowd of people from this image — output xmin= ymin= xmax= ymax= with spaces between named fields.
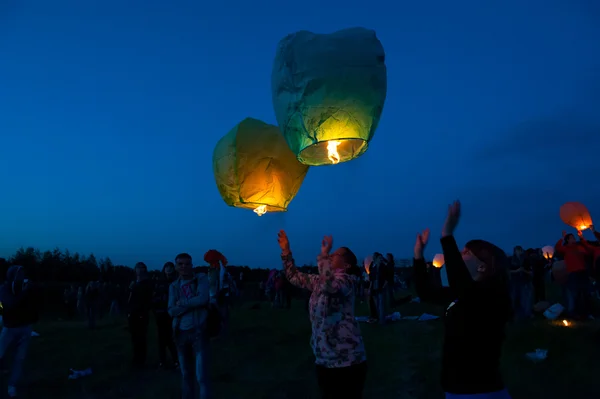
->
xmin=0 ymin=200 xmax=599 ymax=398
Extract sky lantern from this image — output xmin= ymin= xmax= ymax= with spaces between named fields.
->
xmin=212 ymin=118 xmax=309 ymax=216
xmin=432 ymin=254 xmax=445 ymax=268
xmin=363 ymin=255 xmax=373 ymax=274
xmin=559 ymin=202 xmax=593 ymax=231
xmin=541 ymin=245 xmax=554 ymax=260
xmin=271 ymin=27 xmax=387 ymax=166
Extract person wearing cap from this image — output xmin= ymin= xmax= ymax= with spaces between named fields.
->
xmin=413 ymin=201 xmax=513 ymax=399
xmin=0 ymin=265 xmax=40 ymax=398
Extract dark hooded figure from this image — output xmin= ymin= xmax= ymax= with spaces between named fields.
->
xmin=152 ymin=262 xmax=179 ymax=369
xmin=0 ymin=265 xmax=40 ymax=398
xmin=413 ymin=201 xmax=513 ymax=398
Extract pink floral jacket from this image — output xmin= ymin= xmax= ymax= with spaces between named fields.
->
xmin=282 ymin=252 xmax=366 ymax=368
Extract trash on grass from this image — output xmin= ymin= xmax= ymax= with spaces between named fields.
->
xmin=68 ymin=368 xmax=92 ymax=380
xmin=525 ymin=349 xmax=548 ymax=362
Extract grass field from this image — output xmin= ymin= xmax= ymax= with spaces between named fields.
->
xmin=7 ymin=293 xmax=600 ymax=399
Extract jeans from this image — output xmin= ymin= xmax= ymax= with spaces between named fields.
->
xmin=510 ymin=281 xmax=532 ymax=319
xmin=155 ymin=312 xmax=177 ymax=365
xmin=565 ymin=271 xmax=592 ymax=318
xmin=0 ymin=325 xmax=33 ymax=387
xmin=175 ymin=328 xmax=211 ymax=399
xmin=445 ymin=389 xmax=511 ymax=399
xmin=87 ymin=304 xmax=96 ymax=329
xmin=129 ymin=313 xmax=149 ymax=367
xmin=376 ymin=293 xmax=386 ymax=324
xmin=316 ymin=362 xmax=367 ymax=399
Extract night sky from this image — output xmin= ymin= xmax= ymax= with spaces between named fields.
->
xmin=1 ymin=0 xmax=599 ymax=269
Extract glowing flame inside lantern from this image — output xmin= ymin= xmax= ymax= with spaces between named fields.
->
xmin=327 ymin=141 xmax=341 ymax=164
xmin=562 ymin=319 xmax=569 ymax=327
xmin=254 ymin=205 xmax=267 ymax=216
xmin=579 ymin=224 xmax=589 ymax=231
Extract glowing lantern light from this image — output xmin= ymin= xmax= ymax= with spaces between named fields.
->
xmin=559 ymin=202 xmax=593 ymax=231
xmin=432 ymin=254 xmax=445 ymax=268
xmin=271 ymin=27 xmax=387 ymax=166
xmin=562 ymin=319 xmax=570 ymax=327
xmin=542 ymin=245 xmax=554 ymax=260
xmin=364 ymin=255 xmax=373 ymax=274
xmin=212 ymin=118 xmax=309 ymax=216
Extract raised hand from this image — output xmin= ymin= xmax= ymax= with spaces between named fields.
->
xmin=414 ymin=229 xmax=430 ymax=259
xmin=577 ymin=230 xmax=583 ymax=238
xmin=278 ymin=230 xmax=291 ymax=255
xmin=321 ymin=235 xmax=333 ymax=256
xmin=442 ymin=200 xmax=461 ymax=237
xmin=562 ymin=230 xmax=567 ymax=237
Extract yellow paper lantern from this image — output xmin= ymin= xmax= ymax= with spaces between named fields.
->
xmin=559 ymin=202 xmax=593 ymax=231
xmin=212 ymin=118 xmax=309 ymax=216
xmin=271 ymin=27 xmax=387 ymax=166
xmin=541 ymin=245 xmax=554 ymax=260
xmin=432 ymin=254 xmax=445 ymax=268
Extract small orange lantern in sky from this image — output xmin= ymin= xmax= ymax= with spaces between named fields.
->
xmin=542 ymin=245 xmax=554 ymax=260
xmin=364 ymin=255 xmax=373 ymax=274
xmin=432 ymin=254 xmax=445 ymax=268
xmin=560 ymin=202 xmax=593 ymax=231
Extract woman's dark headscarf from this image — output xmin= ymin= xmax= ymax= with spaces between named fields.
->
xmin=465 ymin=239 xmax=513 ymax=321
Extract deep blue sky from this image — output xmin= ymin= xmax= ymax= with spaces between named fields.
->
xmin=1 ymin=0 xmax=599 ymax=269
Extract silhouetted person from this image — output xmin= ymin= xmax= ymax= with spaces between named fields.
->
xmin=169 ymin=253 xmax=212 ymax=399
xmin=153 ymin=262 xmax=178 ymax=369
xmin=0 ymin=266 xmax=40 ymax=398
xmin=128 ymin=262 xmax=153 ymax=368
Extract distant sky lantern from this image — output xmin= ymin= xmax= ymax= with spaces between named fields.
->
xmin=432 ymin=254 xmax=445 ymax=268
xmin=364 ymin=255 xmax=373 ymax=274
xmin=542 ymin=245 xmax=554 ymax=260
xmin=559 ymin=202 xmax=593 ymax=231
xmin=271 ymin=27 xmax=387 ymax=166
xmin=212 ymin=118 xmax=309 ymax=216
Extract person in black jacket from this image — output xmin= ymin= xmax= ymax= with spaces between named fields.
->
xmin=0 ymin=265 xmax=40 ymax=398
xmin=152 ymin=262 xmax=179 ymax=369
xmin=413 ymin=201 xmax=512 ymax=399
xmin=128 ymin=262 xmax=154 ymax=369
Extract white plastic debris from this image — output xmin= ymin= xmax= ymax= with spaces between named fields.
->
xmin=385 ymin=312 xmax=402 ymax=321
xmin=417 ymin=313 xmax=439 ymax=321
xmin=525 ymin=349 xmax=548 ymax=362
xmin=68 ymin=368 xmax=92 ymax=380
xmin=543 ymin=303 xmax=564 ymax=320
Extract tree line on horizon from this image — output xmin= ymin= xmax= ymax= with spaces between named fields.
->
xmin=0 ymin=246 xmax=333 ymax=284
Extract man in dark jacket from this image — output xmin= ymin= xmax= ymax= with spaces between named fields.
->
xmin=0 ymin=265 xmax=39 ymax=398
xmin=152 ymin=262 xmax=178 ymax=369
xmin=128 ymin=262 xmax=154 ymax=368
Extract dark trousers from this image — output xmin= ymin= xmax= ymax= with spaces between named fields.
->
xmin=533 ymin=278 xmax=546 ymax=303
xmin=316 ymin=362 xmax=367 ymax=399
xmin=155 ymin=312 xmax=177 ymax=365
xmin=369 ymin=294 xmax=378 ymax=319
xmin=129 ymin=313 xmax=149 ymax=367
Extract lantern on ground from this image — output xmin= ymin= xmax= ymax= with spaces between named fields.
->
xmin=271 ymin=27 xmax=387 ymax=166
xmin=551 ymin=260 xmax=568 ymax=285
xmin=560 ymin=202 xmax=593 ymax=231
xmin=212 ymin=118 xmax=309 ymax=216
xmin=541 ymin=245 xmax=554 ymax=260
xmin=432 ymin=254 xmax=445 ymax=268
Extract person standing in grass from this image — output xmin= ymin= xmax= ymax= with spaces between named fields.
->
xmin=413 ymin=201 xmax=513 ymax=399
xmin=169 ymin=253 xmax=212 ymax=399
xmin=0 ymin=266 xmax=40 ymax=399
xmin=128 ymin=262 xmax=154 ymax=369
xmin=152 ymin=261 xmax=179 ymax=369
xmin=277 ymin=230 xmax=367 ymax=399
